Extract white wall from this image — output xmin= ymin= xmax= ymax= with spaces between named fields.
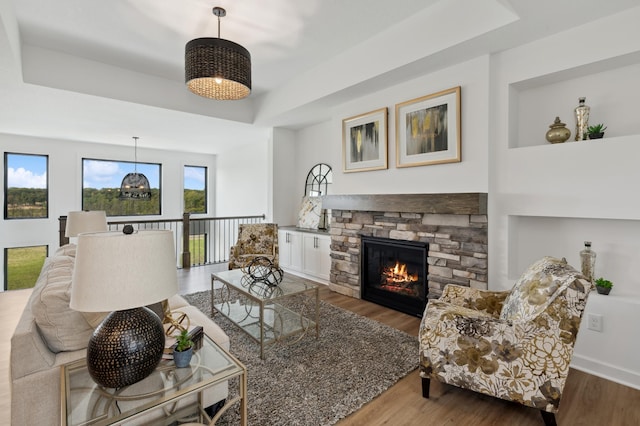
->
xmin=0 ymin=132 xmax=216 ymax=289
xmin=289 ymin=56 xmax=491 ymax=232
xmin=270 ymin=128 xmax=298 ymax=226
xmin=312 ymin=55 xmax=490 ymax=195
xmin=489 ymin=8 xmax=640 ymax=388
xmin=290 ymin=9 xmax=640 ymax=389
xmin=215 ymin=141 xmax=269 ymax=218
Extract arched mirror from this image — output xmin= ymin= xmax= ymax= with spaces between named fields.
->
xmin=304 ymin=163 xmax=333 ymax=197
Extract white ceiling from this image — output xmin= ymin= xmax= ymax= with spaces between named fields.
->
xmin=0 ymin=0 xmax=638 ymax=154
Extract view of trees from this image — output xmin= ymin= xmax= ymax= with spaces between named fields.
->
xmin=184 ymin=189 xmax=206 ymax=213
xmin=83 ymin=188 xmax=161 ymax=216
xmin=6 ymin=187 xmax=48 ymax=218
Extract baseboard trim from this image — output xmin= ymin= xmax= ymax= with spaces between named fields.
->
xmin=280 ymin=267 xmax=329 ymax=286
xmin=571 ymin=354 xmax=640 ymax=390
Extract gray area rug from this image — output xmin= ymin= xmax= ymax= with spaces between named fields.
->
xmin=183 ymin=290 xmax=418 ymax=425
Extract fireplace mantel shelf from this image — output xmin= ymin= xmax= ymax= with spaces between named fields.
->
xmin=322 ymin=193 xmax=487 ymax=215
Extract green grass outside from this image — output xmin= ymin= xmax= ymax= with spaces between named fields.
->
xmin=189 ymin=235 xmax=206 ymax=265
xmin=6 ymin=246 xmax=47 ymax=290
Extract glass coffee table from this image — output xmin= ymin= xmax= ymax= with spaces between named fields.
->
xmin=60 ymin=334 xmax=247 ymax=425
xmin=211 ymin=269 xmax=320 ymax=359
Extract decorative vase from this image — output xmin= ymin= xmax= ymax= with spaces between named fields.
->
xmin=545 ymin=117 xmax=571 ymax=143
xmin=596 ymin=286 xmax=611 ymax=295
xmin=173 ymin=347 xmax=193 ymax=368
xmin=579 ymin=241 xmax=596 ymax=284
xmin=574 ymin=97 xmax=590 ymax=141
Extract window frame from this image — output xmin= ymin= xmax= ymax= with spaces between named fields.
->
xmin=183 ymin=165 xmax=208 ymax=215
xmin=3 ymin=152 xmax=49 ymax=220
xmin=81 ymin=157 xmax=162 ymax=217
xmin=4 ymin=245 xmax=49 ymax=291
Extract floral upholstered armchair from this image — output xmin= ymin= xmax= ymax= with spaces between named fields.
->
xmin=419 ymin=257 xmax=592 ymax=426
xmin=228 ymin=223 xmax=279 ymax=270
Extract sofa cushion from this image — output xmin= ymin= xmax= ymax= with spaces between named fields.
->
xmin=30 ymin=255 xmax=105 ymax=353
xmin=500 ymin=256 xmax=583 ymax=322
xmin=54 ymin=243 xmax=77 ymax=258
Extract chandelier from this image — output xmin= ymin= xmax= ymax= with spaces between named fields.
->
xmin=185 ymin=7 xmax=252 ymax=100
xmin=119 ymin=137 xmax=151 ymax=199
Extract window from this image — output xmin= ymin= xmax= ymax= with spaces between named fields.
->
xmin=82 ymin=158 xmax=161 ymax=216
xmin=4 ymin=153 xmax=48 ymax=219
xmin=4 ymin=245 xmax=48 ymax=290
xmin=184 ymin=165 xmax=207 ymax=214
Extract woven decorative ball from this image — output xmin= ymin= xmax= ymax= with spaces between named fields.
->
xmin=247 ymin=256 xmax=284 ymax=287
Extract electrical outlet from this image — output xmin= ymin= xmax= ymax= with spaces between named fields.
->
xmin=587 ymin=313 xmax=603 ymax=332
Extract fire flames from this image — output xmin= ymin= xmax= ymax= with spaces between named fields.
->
xmin=383 ymin=261 xmax=418 ymax=283
xmin=378 ymin=261 xmax=420 ymax=297
xmin=381 ymin=261 xmax=419 ymax=298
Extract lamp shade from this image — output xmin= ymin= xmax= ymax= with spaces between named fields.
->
xmin=65 ymin=211 xmax=108 ymax=237
xmin=185 ymin=37 xmax=251 ymax=100
xmin=70 ymin=230 xmax=178 ymax=312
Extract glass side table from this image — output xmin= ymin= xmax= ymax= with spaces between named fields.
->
xmin=61 ymin=334 xmax=246 ymax=426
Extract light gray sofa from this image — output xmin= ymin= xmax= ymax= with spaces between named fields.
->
xmin=10 ymin=244 xmax=229 ymax=425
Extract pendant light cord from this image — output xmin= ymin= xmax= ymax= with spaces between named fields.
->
xmin=133 ymin=136 xmax=139 ymax=174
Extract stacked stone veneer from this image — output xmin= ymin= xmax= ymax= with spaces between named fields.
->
xmin=328 ymin=210 xmax=488 ymax=299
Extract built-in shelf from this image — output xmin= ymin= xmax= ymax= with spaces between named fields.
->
xmin=508 ymin=52 xmax=640 ymax=149
xmin=507 ymin=215 xmax=640 ymax=296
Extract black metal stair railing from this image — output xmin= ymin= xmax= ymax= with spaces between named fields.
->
xmin=58 ymin=213 xmax=265 ymax=268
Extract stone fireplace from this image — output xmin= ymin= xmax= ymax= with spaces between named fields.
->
xmin=323 ymin=193 xmax=488 ymax=310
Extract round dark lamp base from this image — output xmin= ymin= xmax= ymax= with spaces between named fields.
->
xmin=87 ymin=307 xmax=165 ymax=388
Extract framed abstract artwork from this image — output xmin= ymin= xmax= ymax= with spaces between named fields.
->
xmin=342 ymin=107 xmax=388 ymax=173
xmin=395 ymin=86 xmax=461 ymax=168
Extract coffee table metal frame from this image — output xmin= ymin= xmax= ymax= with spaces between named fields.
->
xmin=211 ymin=269 xmax=320 ymax=359
xmin=60 ymin=333 xmax=247 ymax=426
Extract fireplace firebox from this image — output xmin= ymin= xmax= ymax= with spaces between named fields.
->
xmin=360 ymin=235 xmax=428 ymax=317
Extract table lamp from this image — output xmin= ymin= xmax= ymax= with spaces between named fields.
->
xmin=65 ymin=210 xmax=108 ymax=238
xmin=70 ymin=229 xmax=178 ymax=388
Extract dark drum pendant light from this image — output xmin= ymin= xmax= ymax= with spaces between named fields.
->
xmin=185 ymin=7 xmax=251 ymax=100
xmin=120 ymin=137 xmax=152 ymax=199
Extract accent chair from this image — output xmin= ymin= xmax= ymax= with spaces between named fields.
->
xmin=228 ymin=223 xmax=279 ymax=270
xmin=419 ymin=256 xmax=593 ymax=426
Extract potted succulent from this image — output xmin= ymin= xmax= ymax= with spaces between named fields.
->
xmin=594 ymin=277 xmax=613 ymax=295
xmin=173 ymin=329 xmax=194 ymax=368
xmin=587 ymin=123 xmax=607 ymax=139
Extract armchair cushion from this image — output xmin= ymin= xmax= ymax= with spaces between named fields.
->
xmin=229 ymin=223 xmax=279 ymax=270
xmin=500 ymin=256 xmax=584 ymax=322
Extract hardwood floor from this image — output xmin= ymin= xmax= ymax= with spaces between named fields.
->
xmin=2 ymin=265 xmax=639 ymax=425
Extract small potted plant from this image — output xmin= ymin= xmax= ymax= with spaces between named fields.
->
xmin=173 ymin=329 xmax=194 ymax=368
xmin=594 ymin=277 xmax=613 ymax=295
xmin=587 ymin=124 xmax=607 ymax=139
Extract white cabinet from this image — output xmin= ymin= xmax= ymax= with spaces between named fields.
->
xmin=302 ymin=233 xmax=331 ymax=281
xmin=278 ymin=229 xmax=330 ymax=283
xmin=278 ymin=229 xmax=302 ymax=271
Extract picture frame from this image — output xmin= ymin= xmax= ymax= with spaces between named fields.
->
xmin=342 ymin=107 xmax=388 ymax=173
xmin=395 ymin=86 xmax=461 ymax=168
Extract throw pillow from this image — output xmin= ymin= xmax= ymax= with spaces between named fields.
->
xmin=500 ymin=256 xmax=582 ymax=322
xmin=30 ymin=255 xmax=105 ymax=353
